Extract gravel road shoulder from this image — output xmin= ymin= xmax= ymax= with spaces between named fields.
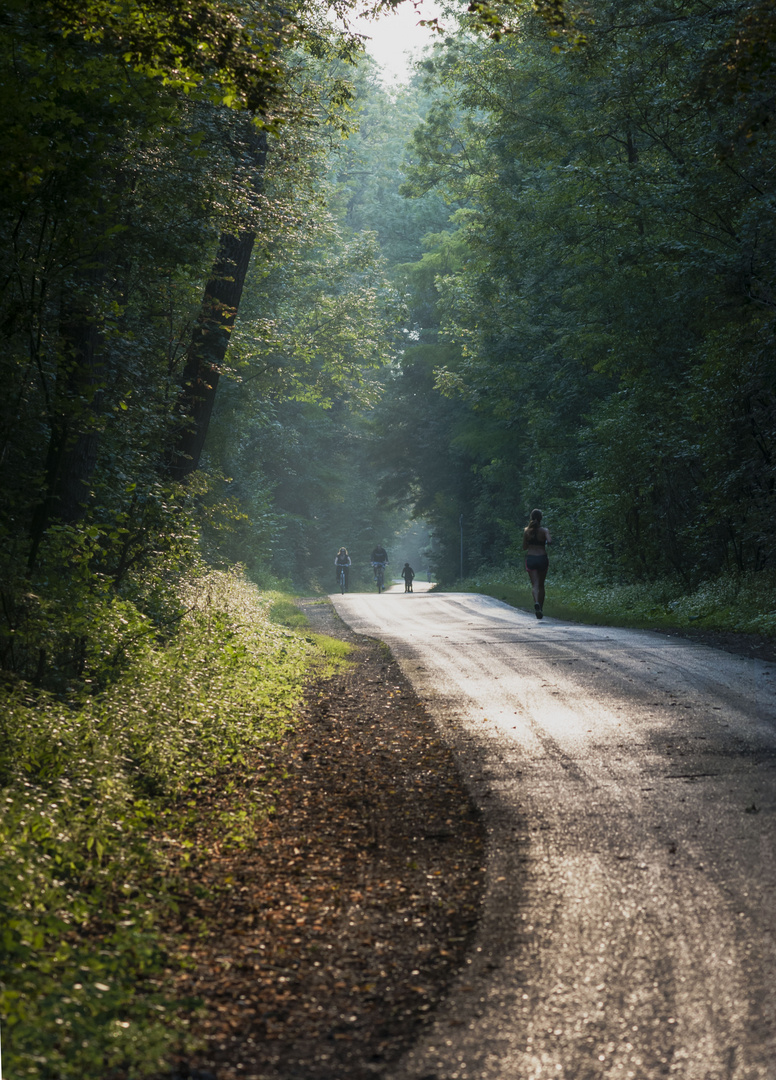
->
xmin=169 ymin=597 xmax=485 ymax=1080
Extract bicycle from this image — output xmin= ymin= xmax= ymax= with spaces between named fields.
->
xmin=339 ymin=566 xmax=346 ymax=594
xmin=372 ymin=561 xmax=386 ymax=593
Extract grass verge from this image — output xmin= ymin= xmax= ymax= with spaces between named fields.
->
xmin=269 ymin=593 xmax=354 ymax=677
xmin=456 ymin=567 xmax=776 ymax=638
xmin=0 ymin=572 xmax=350 ymax=1079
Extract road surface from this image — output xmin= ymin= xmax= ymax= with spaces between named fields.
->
xmin=330 ymin=587 xmax=776 ymax=1080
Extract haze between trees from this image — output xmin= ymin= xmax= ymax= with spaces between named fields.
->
xmin=1 ymin=0 xmax=775 ymax=1073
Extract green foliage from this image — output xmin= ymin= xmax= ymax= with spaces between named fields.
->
xmin=189 ymin=57 xmax=421 ymax=588
xmin=0 ymin=476 xmax=210 ymax=692
xmin=0 ymin=0 xmax=405 ymax=675
xmin=267 ymin=594 xmax=355 ymax=669
xmin=269 ymin=595 xmax=310 ymax=628
xmin=464 ymin=565 xmax=776 ymax=638
xmin=372 ymin=0 xmax=776 ymax=595
xmin=330 ymin=64 xmax=453 ymax=266
xmin=0 ymin=569 xmax=320 ymax=1078
xmin=36 ymin=0 xmax=366 ymax=127
xmin=303 ymin=632 xmax=354 ymax=679
xmin=310 ymin=631 xmax=351 ymax=656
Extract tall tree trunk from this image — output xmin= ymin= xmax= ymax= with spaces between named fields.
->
xmin=27 ymin=278 xmax=104 ymax=573
xmin=167 ymin=131 xmax=268 ymax=481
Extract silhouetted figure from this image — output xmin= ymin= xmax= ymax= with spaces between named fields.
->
xmin=523 ymin=508 xmax=551 ymax=619
xmin=335 ymin=547 xmax=351 ymax=591
xmin=370 ymin=544 xmax=388 ymax=584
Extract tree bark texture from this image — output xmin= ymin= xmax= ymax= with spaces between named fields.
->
xmin=167 ymin=131 xmax=268 ymax=481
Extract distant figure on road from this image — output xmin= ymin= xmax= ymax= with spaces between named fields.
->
xmin=523 ymin=508 xmax=551 ymax=619
xmin=370 ymin=543 xmax=388 ymax=583
xmin=401 ymin=562 xmax=415 ymax=592
xmin=334 ymin=547 xmax=351 ymax=590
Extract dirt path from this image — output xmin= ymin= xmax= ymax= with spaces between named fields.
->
xmin=330 ymin=588 xmax=776 ymax=1080
xmin=169 ymin=599 xmax=485 ymax=1080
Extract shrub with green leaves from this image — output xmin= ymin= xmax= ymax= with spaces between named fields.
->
xmin=0 ymin=569 xmax=314 ymax=1078
xmin=462 ymin=566 xmax=776 ymax=637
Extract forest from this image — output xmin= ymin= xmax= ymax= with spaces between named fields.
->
xmin=0 ymin=0 xmax=774 ymax=1074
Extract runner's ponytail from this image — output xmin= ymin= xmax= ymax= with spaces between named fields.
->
xmin=524 ymin=508 xmax=543 ymax=545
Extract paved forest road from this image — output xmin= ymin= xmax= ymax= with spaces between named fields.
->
xmin=330 ymin=588 xmax=776 ymax=1080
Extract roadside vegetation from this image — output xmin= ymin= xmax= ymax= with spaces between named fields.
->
xmin=269 ymin=594 xmax=355 ymax=671
xmin=2 ymin=0 xmax=776 ymax=1074
xmin=458 ymin=568 xmax=776 ymax=639
xmin=0 ymin=569 xmax=343 ymax=1079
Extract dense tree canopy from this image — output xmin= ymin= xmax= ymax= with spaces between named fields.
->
xmin=372 ymin=0 xmax=776 ymax=582
xmin=2 ymin=0 xmax=774 ymax=666
xmin=0 ymin=0 xmax=399 ymax=664
xmin=2 ymin=1 xmax=776 ymax=1074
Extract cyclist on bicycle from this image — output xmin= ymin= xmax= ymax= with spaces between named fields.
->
xmin=370 ymin=543 xmax=388 ymax=581
xmin=401 ymin=562 xmax=415 ymax=592
xmin=335 ymin=547 xmax=351 ymax=591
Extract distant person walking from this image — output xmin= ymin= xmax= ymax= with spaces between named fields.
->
xmin=523 ymin=508 xmax=551 ymax=619
xmin=401 ymin=562 xmax=415 ymax=592
xmin=334 ymin=547 xmax=351 ymax=591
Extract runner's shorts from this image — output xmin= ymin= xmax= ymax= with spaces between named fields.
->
xmin=525 ymin=554 xmax=549 ymax=572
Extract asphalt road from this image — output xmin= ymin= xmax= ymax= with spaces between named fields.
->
xmin=330 ymin=586 xmax=776 ymax=1080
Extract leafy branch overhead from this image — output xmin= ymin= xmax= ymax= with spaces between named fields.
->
xmin=465 ymin=0 xmax=570 ymax=40
xmin=43 ymin=0 xmax=575 ymax=124
xmin=46 ymin=0 xmax=316 ymax=123
xmin=2 ymin=1 xmax=775 ymax=1075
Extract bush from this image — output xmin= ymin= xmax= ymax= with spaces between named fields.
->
xmin=460 ymin=564 xmax=776 ymax=637
xmin=0 ymin=569 xmax=316 ymax=1078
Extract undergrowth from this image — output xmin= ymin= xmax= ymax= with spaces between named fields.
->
xmin=0 ymin=570 xmax=340 ymax=1079
xmin=458 ymin=566 xmax=776 ymax=637
xmin=269 ymin=594 xmax=354 ymax=677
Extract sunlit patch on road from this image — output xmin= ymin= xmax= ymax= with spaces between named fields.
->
xmin=331 ymin=589 xmax=776 ymax=1080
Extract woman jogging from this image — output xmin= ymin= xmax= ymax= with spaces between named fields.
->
xmin=523 ymin=508 xmax=551 ymax=619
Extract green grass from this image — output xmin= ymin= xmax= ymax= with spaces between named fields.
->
xmin=268 ymin=595 xmax=310 ymax=629
xmin=0 ymin=571 xmax=349 ymax=1079
xmin=457 ymin=567 xmax=776 ymax=638
xmin=304 ymin=632 xmax=354 ymax=679
xmin=268 ymin=593 xmax=354 ymax=677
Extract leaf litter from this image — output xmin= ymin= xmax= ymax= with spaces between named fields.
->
xmin=162 ymin=599 xmax=485 ymax=1080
